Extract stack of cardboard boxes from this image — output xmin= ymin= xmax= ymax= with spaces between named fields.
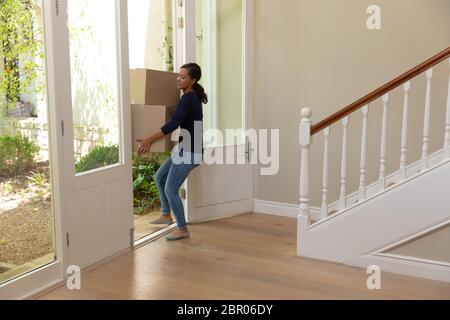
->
xmin=130 ymin=69 xmax=180 ymax=153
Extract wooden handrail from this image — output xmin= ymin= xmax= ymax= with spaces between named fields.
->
xmin=311 ymin=46 xmax=450 ymax=136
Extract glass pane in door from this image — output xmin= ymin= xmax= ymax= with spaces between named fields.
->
xmin=68 ymin=0 xmax=122 ymax=174
xmin=128 ymin=0 xmax=175 ymax=72
xmin=128 ymin=0 xmax=176 ymax=241
xmin=196 ymin=0 xmax=244 ymax=148
xmin=0 ymin=0 xmax=56 ymax=285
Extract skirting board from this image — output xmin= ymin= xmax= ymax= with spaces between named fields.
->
xmin=348 ymin=254 xmax=450 ymax=284
xmin=253 ymin=199 xmax=321 ymax=221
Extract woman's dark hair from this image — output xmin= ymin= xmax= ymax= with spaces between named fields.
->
xmin=181 ymin=63 xmax=208 ymax=104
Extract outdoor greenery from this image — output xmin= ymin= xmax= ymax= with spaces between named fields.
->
xmin=0 ymin=0 xmax=45 ymax=116
xmin=132 ymin=152 xmax=169 ymax=215
xmin=26 ymin=168 xmax=50 ymax=200
xmin=75 ymin=144 xmax=119 ymax=173
xmin=0 ymin=134 xmax=39 ymax=177
xmin=75 ymin=144 xmax=170 ymax=215
xmin=1 ymin=1 xmax=173 ymax=217
xmin=158 ymin=34 xmax=174 ymax=72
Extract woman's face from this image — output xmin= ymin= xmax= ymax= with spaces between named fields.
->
xmin=177 ymin=68 xmax=196 ymax=91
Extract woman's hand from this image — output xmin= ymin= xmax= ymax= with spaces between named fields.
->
xmin=136 ymin=137 xmax=153 ymax=155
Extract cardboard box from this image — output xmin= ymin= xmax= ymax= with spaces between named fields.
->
xmin=131 ymin=104 xmax=177 ymax=153
xmin=130 ymin=69 xmax=181 ymax=106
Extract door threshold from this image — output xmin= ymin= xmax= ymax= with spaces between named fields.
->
xmin=133 ymin=224 xmax=178 ymax=249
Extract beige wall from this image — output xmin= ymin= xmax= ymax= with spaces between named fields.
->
xmin=253 ymin=0 xmax=450 ymax=206
xmin=144 ymin=0 xmax=173 ymax=71
xmin=387 ymin=224 xmax=450 ymax=263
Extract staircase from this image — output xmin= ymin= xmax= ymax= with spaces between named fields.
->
xmin=297 ymin=47 xmax=450 ymax=283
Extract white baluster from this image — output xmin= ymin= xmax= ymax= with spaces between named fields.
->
xmin=400 ymin=81 xmax=411 ymax=180
xmin=444 ymin=59 xmax=450 ymax=161
xmin=359 ymin=105 xmax=369 ymax=201
xmin=298 ymin=108 xmax=312 ymax=255
xmin=339 ymin=116 xmax=349 ymax=210
xmin=379 ymin=93 xmax=389 ymax=190
xmin=421 ymin=68 xmax=433 ymax=171
xmin=321 ymin=127 xmax=330 ymax=219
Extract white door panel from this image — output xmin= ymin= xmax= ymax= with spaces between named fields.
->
xmin=61 ymin=0 xmax=133 ymax=270
xmin=184 ymin=0 xmax=254 ymax=223
xmin=186 ymin=143 xmax=253 ymax=223
xmin=195 ymin=163 xmax=251 ymax=207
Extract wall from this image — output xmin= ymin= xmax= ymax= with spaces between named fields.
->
xmin=387 ymin=224 xmax=450 ymax=263
xmin=128 ymin=0 xmax=173 ymax=71
xmin=253 ymin=0 xmax=450 ymax=206
xmin=0 ymin=119 xmax=112 ymax=162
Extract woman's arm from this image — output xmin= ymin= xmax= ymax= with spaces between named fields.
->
xmin=160 ymin=95 xmax=191 ymax=135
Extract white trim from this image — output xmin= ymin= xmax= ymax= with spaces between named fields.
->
xmin=173 ymin=0 xmax=185 ymax=70
xmin=373 ymin=253 xmax=450 ymax=268
xmin=322 ymin=148 xmax=445 ymax=218
xmin=183 ymin=0 xmax=196 ymax=63
xmin=370 ymin=218 xmax=450 ymax=255
xmin=348 ymin=254 xmax=450 ymax=284
xmin=244 ymin=0 xmax=255 ymax=205
xmin=254 ymin=199 xmax=321 ymax=221
xmin=243 ymin=0 xmax=254 ymax=133
xmin=0 ymin=262 xmax=63 ymax=300
xmin=310 ymin=158 xmax=450 ymax=230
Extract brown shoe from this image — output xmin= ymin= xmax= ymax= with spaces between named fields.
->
xmin=149 ymin=215 xmax=173 ymax=225
xmin=165 ymin=228 xmax=190 ymax=241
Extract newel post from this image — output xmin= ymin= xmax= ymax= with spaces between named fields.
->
xmin=298 ymin=108 xmax=312 ymax=256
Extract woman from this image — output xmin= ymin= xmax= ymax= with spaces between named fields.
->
xmin=136 ymin=63 xmax=207 ymax=241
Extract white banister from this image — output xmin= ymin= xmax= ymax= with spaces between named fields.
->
xmin=421 ymin=68 xmax=433 ymax=171
xmin=339 ymin=116 xmax=349 ymax=210
xmin=359 ymin=105 xmax=369 ymax=201
xmin=400 ymin=81 xmax=411 ymax=180
xmin=379 ymin=93 xmax=389 ymax=190
xmin=298 ymin=108 xmax=312 ymax=255
xmin=321 ymin=127 xmax=330 ymax=219
xmin=445 ymin=59 xmax=450 ymax=161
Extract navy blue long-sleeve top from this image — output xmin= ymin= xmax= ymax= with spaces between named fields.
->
xmin=161 ymin=91 xmax=204 ymax=155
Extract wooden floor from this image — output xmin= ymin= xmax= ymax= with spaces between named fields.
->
xmin=37 ymin=213 xmax=450 ymax=300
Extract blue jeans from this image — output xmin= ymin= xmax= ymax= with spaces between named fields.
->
xmin=154 ymin=152 xmax=200 ymax=229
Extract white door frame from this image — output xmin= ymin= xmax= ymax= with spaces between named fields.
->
xmin=182 ymin=0 xmax=254 ymax=143
xmin=60 ymin=0 xmax=134 ymax=270
xmin=0 ymin=0 xmax=68 ymax=299
xmin=2 ymin=0 xmax=134 ymax=299
xmin=183 ymin=0 xmax=255 ymax=224
xmin=173 ymin=0 xmax=196 ymax=70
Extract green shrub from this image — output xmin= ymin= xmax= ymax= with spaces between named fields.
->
xmin=27 ymin=169 xmax=51 ymax=200
xmin=132 ymin=152 xmax=170 ymax=215
xmin=0 ymin=134 xmax=39 ymax=177
xmin=75 ymin=146 xmax=170 ymax=215
xmin=75 ymin=144 xmax=119 ymax=173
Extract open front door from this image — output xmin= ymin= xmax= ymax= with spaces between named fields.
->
xmin=58 ymin=0 xmax=134 ymax=269
xmin=183 ymin=0 xmax=254 ymax=223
